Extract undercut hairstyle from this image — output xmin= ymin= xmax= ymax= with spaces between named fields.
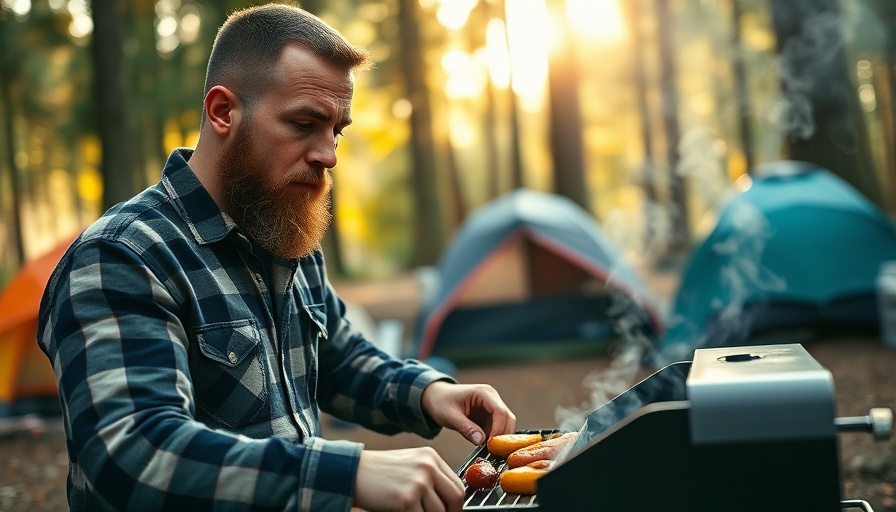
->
xmin=201 ymin=2 xmax=371 ymax=127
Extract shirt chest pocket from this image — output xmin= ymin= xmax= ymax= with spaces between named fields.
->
xmin=191 ymin=319 xmax=268 ymax=429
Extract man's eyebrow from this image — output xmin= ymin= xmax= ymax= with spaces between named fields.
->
xmin=287 ymin=105 xmax=352 ymax=126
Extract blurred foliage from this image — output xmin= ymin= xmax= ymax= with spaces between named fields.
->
xmin=2 ymin=0 xmax=896 ymax=289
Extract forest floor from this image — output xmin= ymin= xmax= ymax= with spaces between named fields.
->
xmin=2 ymin=272 xmax=895 ymax=511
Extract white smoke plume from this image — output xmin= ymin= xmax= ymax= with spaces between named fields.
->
xmin=704 ymin=199 xmax=787 ymax=344
xmin=548 ymin=0 xmax=873 ymax=448
xmin=554 ymin=333 xmax=648 ymax=433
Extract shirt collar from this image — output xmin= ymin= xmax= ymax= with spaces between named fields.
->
xmin=161 ymin=147 xmax=237 ymax=245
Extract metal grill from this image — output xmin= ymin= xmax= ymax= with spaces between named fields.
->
xmin=457 ymin=430 xmax=557 ymax=510
xmin=455 ymin=344 xmax=891 ymax=512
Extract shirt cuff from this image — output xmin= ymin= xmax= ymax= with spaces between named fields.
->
xmin=406 ymin=366 xmax=457 ymax=439
xmin=296 ymin=437 xmax=363 ymax=512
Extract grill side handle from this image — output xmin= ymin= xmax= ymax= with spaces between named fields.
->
xmin=835 ymin=408 xmax=893 ymax=441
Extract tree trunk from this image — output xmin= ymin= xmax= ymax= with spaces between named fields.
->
xmin=655 ymin=0 xmax=689 ymax=248
xmin=66 ymin=129 xmax=86 ymax=227
xmin=887 ymin=47 xmax=896 ymax=198
xmin=322 ymin=185 xmax=346 ymax=277
xmin=0 ymin=60 xmax=25 ymax=266
xmin=730 ymin=0 xmax=755 ymax=174
xmin=397 ymin=0 xmax=444 ymax=266
xmin=506 ymin=88 xmax=524 ymax=189
xmin=872 ymin=61 xmax=896 ymax=210
xmin=479 ymin=0 xmax=502 ymax=198
xmin=877 ymin=0 xmax=896 ymax=199
xmin=130 ymin=0 xmax=167 ymax=169
xmin=624 ymin=0 xmax=659 ymax=204
xmin=484 ymin=79 xmax=502 ymax=198
xmin=500 ymin=1 xmax=525 ymax=190
xmin=442 ymin=139 xmax=467 ymax=229
xmin=91 ymin=0 xmax=135 ymax=211
xmin=546 ymin=1 xmax=589 ymax=211
xmin=768 ymin=0 xmax=882 ymax=207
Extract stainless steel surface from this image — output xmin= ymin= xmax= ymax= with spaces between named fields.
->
xmin=687 ymin=343 xmax=836 ymax=443
xmin=841 ymin=500 xmax=875 ymax=511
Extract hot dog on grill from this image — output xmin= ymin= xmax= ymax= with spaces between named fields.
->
xmin=487 ymin=432 xmax=557 ymax=458
xmin=505 ymin=431 xmax=578 ymax=468
xmin=498 ymin=460 xmax=552 ymax=495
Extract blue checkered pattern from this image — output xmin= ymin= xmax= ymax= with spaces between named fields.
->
xmin=38 ymin=148 xmax=451 ymax=511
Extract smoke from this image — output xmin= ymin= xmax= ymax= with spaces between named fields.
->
xmin=676 ymin=124 xmax=731 ymax=204
xmin=549 ymin=0 xmax=865 ymax=449
xmin=769 ymin=92 xmax=817 ymax=143
xmin=703 ymin=199 xmax=786 ymax=343
xmin=554 ymin=326 xmax=648 ymax=433
xmin=769 ymin=11 xmax=847 ymax=142
xmin=602 ymin=186 xmax=676 ymax=269
xmin=551 ymin=115 xmax=782 ymax=444
xmin=769 ymin=4 xmax=876 ymax=154
xmin=552 ymin=163 xmax=681 ymax=440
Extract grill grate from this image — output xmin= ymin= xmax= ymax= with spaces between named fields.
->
xmin=457 ymin=430 xmax=557 ymax=511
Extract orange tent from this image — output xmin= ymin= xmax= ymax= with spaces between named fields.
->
xmin=0 ymin=239 xmax=73 ymax=418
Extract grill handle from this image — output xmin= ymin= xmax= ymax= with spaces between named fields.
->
xmin=835 ymin=408 xmax=893 ymax=440
xmin=841 ymin=499 xmax=875 ymax=511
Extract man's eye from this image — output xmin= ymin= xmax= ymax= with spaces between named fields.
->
xmin=293 ymin=122 xmax=313 ymax=131
xmin=335 ymin=131 xmax=345 ymax=148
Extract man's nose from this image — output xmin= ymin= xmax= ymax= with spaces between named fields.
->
xmin=308 ymin=136 xmax=338 ymax=169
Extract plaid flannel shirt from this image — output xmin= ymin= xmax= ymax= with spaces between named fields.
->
xmin=38 ymin=148 xmax=451 ymax=511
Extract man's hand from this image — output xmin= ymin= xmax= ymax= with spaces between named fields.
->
xmin=421 ymin=381 xmax=516 ymax=446
xmin=354 ymin=447 xmax=464 ymax=512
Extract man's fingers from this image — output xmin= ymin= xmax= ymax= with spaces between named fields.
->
xmin=432 ymin=456 xmax=464 ymax=512
xmin=478 ymin=390 xmax=515 ymax=438
xmin=490 ymin=407 xmax=516 ymax=437
xmin=421 ymin=485 xmax=446 ymax=512
xmin=436 ymin=455 xmax=464 ymax=494
xmin=457 ymin=418 xmax=486 ymax=445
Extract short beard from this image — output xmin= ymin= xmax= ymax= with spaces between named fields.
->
xmin=219 ymin=121 xmax=333 ymax=259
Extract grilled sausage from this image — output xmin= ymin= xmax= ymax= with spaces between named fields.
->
xmin=498 ymin=461 xmax=552 ymax=495
xmin=486 ymin=433 xmax=544 ymax=458
xmin=506 ymin=431 xmax=578 ymax=468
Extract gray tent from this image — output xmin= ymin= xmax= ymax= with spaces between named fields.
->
xmin=414 ymin=189 xmax=662 ymax=363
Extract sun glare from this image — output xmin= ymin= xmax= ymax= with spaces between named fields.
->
xmin=435 ymin=0 xmax=477 ymax=31
xmin=485 ymin=18 xmax=511 ymax=90
xmin=566 ymin=0 xmax=625 ymax=44
xmin=435 ymin=0 xmax=626 ymax=110
xmin=442 ymin=49 xmax=483 ymax=98
xmin=504 ymin=0 xmax=550 ymax=111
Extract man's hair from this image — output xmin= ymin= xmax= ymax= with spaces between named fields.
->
xmin=201 ymin=2 xmax=371 ymax=125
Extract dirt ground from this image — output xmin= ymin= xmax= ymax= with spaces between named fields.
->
xmin=2 ymin=274 xmax=895 ymax=511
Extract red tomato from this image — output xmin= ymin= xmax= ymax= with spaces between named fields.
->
xmin=464 ymin=458 xmax=499 ymax=490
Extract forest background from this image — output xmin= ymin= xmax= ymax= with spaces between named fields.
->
xmin=2 ymin=0 xmax=896 ymax=289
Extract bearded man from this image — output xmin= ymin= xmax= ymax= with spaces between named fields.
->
xmin=38 ymin=4 xmax=515 ymax=511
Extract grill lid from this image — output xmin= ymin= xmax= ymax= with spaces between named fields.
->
xmin=687 ymin=343 xmax=836 ymax=444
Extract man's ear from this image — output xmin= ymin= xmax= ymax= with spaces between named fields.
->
xmin=204 ymin=85 xmax=241 ymax=137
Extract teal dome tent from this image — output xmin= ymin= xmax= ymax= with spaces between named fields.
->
xmin=661 ymin=161 xmax=896 ymax=354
